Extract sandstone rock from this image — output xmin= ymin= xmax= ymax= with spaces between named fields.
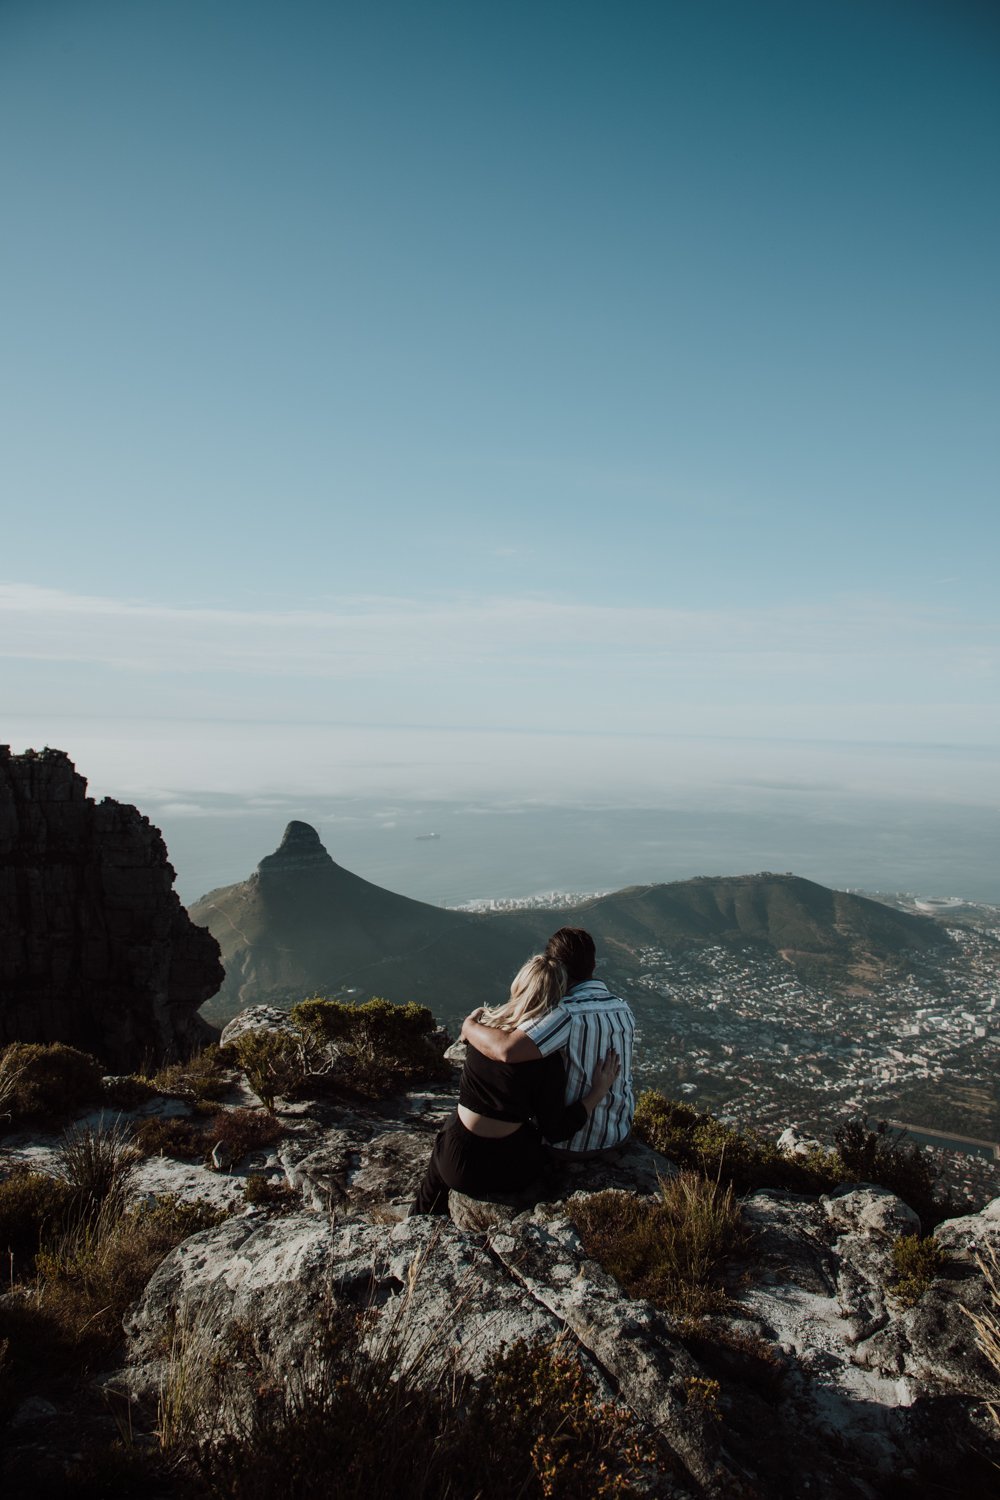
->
xmin=778 ymin=1124 xmax=826 ymax=1157
xmin=0 ymin=747 xmax=222 ymax=1070
xmin=932 ymin=1193 xmax=1000 ymax=1261
xmin=822 ymin=1183 xmax=922 ymax=1239
xmin=219 ymin=1005 xmax=300 ymax=1050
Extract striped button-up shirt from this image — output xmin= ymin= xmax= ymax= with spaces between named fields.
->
xmin=519 ymin=979 xmax=635 ymax=1153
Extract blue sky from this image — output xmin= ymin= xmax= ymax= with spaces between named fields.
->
xmin=2 ymin=0 xmax=998 ymax=821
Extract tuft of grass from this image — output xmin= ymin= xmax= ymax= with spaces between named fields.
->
xmin=134 ymin=1115 xmax=207 ymax=1161
xmin=889 ymin=1234 xmax=949 ymax=1307
xmin=0 ymin=1170 xmax=77 ymax=1281
xmin=0 ymin=1047 xmax=28 ymax=1122
xmin=570 ymin=1171 xmax=751 ymax=1318
xmin=57 ymin=1117 xmax=138 ymax=1214
xmin=633 ymin=1091 xmax=845 ymax=1197
xmin=0 ymin=1042 xmax=104 ymax=1124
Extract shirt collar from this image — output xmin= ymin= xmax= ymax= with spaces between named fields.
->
xmin=566 ymin=979 xmax=611 ymax=1001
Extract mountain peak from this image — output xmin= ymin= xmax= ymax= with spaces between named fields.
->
xmin=257 ymin=820 xmax=333 ymax=877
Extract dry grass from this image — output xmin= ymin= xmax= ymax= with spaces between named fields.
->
xmin=33 ymin=1194 xmax=226 ymax=1363
xmin=963 ymin=1244 xmax=1000 ymax=1430
xmin=157 ymin=1285 xmax=670 ymax=1500
xmin=0 ymin=1169 xmax=77 ymax=1280
xmin=570 ymin=1171 xmax=751 ymax=1318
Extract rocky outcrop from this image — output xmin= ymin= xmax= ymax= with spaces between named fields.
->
xmin=111 ymin=1011 xmax=1000 ymax=1497
xmin=6 ymin=1008 xmax=999 ymax=1495
xmin=0 ymin=747 xmax=222 ymax=1069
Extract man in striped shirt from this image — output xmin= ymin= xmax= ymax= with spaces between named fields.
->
xmin=461 ymin=927 xmax=635 ymax=1158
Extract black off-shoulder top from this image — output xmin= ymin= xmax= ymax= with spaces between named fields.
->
xmin=458 ymin=1044 xmax=587 ymax=1144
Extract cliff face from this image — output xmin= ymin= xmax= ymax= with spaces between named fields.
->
xmin=0 ymin=747 xmax=223 ymax=1070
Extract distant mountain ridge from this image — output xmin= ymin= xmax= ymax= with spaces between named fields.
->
xmin=192 ymin=825 xmax=950 ymax=1028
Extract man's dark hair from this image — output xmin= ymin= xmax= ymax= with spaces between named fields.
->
xmin=544 ymin=927 xmax=596 ymax=985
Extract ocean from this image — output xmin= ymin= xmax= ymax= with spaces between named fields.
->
xmin=158 ymin=793 xmax=1000 ymax=910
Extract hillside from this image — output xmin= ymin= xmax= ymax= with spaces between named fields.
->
xmin=192 ymin=828 xmax=950 ymax=1028
xmin=542 ymin=872 xmax=948 ymax=989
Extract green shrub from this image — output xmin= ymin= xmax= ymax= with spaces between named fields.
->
xmin=570 ymin=1171 xmax=751 ymax=1317
xmin=205 ymin=1107 xmax=283 ymax=1163
xmin=633 ymin=1091 xmax=845 ymax=1196
xmin=134 ymin=1115 xmax=207 ymax=1160
xmin=890 ymin=1233 xmax=948 ymax=1307
xmin=0 ymin=1170 xmax=77 ymax=1279
xmin=834 ymin=1117 xmax=940 ymax=1225
xmin=232 ymin=1031 xmax=304 ymax=1110
xmin=290 ymin=997 xmax=448 ymax=1096
xmin=0 ymin=1043 xmax=104 ymax=1123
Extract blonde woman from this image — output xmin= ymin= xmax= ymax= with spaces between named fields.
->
xmin=410 ymin=954 xmax=619 ymax=1215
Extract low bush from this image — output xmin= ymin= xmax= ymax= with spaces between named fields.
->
xmin=291 ymin=997 xmax=449 ymax=1096
xmin=633 ymin=1091 xmax=845 ymax=1196
xmin=0 ymin=1043 xmax=104 ymax=1124
xmin=232 ymin=1031 xmax=304 ymax=1111
xmin=101 ymin=1074 xmax=158 ymax=1111
xmin=153 ymin=1045 xmax=233 ymax=1104
xmin=570 ymin=1171 xmax=751 ymax=1317
xmin=205 ymin=1107 xmax=283 ymax=1164
xmin=243 ymin=1174 xmax=297 ymax=1210
xmin=889 ymin=1233 xmax=948 ymax=1307
xmin=834 ymin=1117 xmax=940 ymax=1225
xmin=134 ymin=1115 xmax=207 ymax=1161
xmin=0 ymin=1169 xmax=77 ymax=1279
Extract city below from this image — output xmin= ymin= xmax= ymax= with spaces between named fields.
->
xmin=457 ymin=890 xmax=1000 ymax=1210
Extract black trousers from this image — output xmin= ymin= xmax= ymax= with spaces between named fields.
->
xmin=410 ymin=1113 xmax=547 ymax=1216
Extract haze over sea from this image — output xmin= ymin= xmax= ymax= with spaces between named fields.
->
xmin=7 ymin=717 xmax=995 ymax=909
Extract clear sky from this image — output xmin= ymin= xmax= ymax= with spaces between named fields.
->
xmin=2 ymin=0 xmax=998 ymax=828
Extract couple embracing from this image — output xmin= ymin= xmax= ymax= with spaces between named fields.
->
xmin=411 ymin=927 xmax=635 ymax=1216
